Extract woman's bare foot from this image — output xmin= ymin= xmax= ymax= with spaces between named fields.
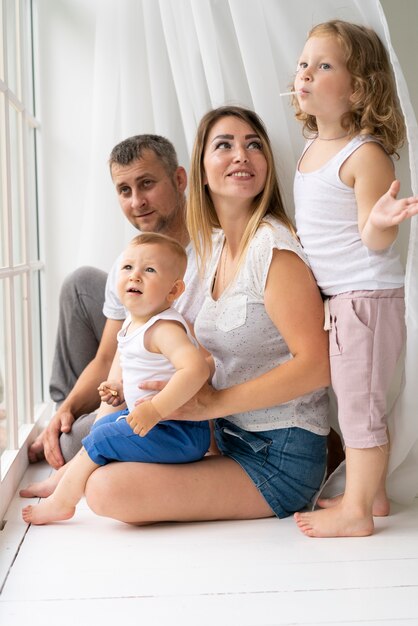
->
xmin=19 ymin=473 xmax=60 ymax=499
xmin=294 ymin=504 xmax=374 ymax=538
xmin=22 ymin=497 xmax=75 ymax=525
xmin=317 ymin=491 xmax=390 ymax=517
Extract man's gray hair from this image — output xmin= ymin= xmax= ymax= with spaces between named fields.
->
xmin=109 ymin=134 xmax=179 ymax=177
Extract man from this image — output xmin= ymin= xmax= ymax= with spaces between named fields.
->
xmin=29 ymin=135 xmax=201 ymax=469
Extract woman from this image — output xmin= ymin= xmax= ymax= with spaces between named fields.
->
xmin=85 ymin=106 xmax=330 ymax=523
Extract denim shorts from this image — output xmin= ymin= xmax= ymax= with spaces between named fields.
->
xmin=214 ymin=419 xmax=327 ymax=518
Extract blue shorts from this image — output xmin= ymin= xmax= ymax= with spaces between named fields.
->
xmin=214 ymin=419 xmax=327 ymax=518
xmin=82 ymin=409 xmax=210 ymax=465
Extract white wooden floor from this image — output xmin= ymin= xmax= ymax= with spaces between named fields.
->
xmin=1 ymin=462 xmax=418 ymax=626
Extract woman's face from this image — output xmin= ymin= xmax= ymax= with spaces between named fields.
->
xmin=202 ymin=116 xmax=268 ymax=208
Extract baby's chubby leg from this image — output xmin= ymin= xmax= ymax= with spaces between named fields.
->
xmin=22 ymin=448 xmax=98 ymax=525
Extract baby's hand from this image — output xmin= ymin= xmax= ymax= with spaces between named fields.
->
xmin=126 ymin=401 xmax=162 ymax=437
xmin=97 ymin=380 xmax=124 ymax=407
xmin=370 ymin=180 xmax=418 ymax=230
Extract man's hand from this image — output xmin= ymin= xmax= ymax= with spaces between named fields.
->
xmin=126 ymin=401 xmax=162 ymax=437
xmin=42 ymin=407 xmax=76 ymax=469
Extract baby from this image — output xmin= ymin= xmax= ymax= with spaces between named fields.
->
xmin=22 ymin=233 xmax=211 ymax=524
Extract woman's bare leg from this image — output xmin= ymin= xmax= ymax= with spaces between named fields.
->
xmin=85 ymin=456 xmax=274 ymax=524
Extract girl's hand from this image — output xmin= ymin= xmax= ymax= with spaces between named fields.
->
xmin=370 ymin=180 xmax=418 ymax=230
xmin=136 ymin=380 xmax=216 ymax=421
xmin=98 ymin=380 xmax=124 ymax=407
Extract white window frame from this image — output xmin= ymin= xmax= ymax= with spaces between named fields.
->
xmin=0 ymin=0 xmax=50 ymax=521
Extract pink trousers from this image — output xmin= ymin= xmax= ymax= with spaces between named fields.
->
xmin=328 ymin=288 xmax=405 ymax=449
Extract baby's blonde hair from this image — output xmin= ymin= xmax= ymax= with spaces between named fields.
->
xmin=129 ymin=232 xmax=187 ymax=279
xmin=294 ymin=20 xmax=405 ymax=157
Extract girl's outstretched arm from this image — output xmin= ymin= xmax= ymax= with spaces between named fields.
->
xmin=348 ymin=141 xmax=418 ymax=250
xmin=362 ymin=180 xmax=418 ymax=250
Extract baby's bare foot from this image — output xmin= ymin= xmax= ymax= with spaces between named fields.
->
xmin=19 ymin=476 xmax=58 ymax=499
xmin=22 ymin=498 xmax=75 ymax=525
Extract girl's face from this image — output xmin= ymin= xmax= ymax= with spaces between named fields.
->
xmin=294 ymin=34 xmax=353 ymax=123
xmin=202 ymin=116 xmax=268 ymax=209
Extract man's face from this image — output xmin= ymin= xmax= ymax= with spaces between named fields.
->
xmin=111 ymin=150 xmax=187 ymax=238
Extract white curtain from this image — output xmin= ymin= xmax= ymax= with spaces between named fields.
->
xmin=377 ymin=6 xmax=418 ymax=502
xmin=38 ymin=0 xmax=418 ymax=502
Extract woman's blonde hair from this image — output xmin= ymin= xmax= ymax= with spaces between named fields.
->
xmin=293 ymin=20 xmax=405 ymax=156
xmin=187 ymin=105 xmax=295 ymax=273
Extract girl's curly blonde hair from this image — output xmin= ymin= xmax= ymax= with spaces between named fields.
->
xmin=294 ymin=20 xmax=406 ymax=157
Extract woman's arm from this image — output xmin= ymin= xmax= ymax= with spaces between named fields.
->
xmin=207 ymin=249 xmax=329 ymax=417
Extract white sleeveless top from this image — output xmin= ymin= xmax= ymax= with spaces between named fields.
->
xmin=194 ymin=216 xmax=329 ymax=435
xmin=118 ymin=307 xmax=195 ymax=413
xmin=294 ymin=135 xmax=404 ymax=296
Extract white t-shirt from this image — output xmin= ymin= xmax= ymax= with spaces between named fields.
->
xmin=194 ymin=216 xmax=329 ymax=435
xmin=103 ymin=242 xmax=203 ymax=324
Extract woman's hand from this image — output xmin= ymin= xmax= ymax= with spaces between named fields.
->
xmin=136 ymin=380 xmax=216 ymax=421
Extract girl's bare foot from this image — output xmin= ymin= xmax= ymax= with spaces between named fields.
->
xmin=317 ymin=492 xmax=390 ymax=517
xmin=22 ymin=497 xmax=75 ymax=525
xmin=19 ymin=474 xmax=59 ymax=499
xmin=294 ymin=504 xmax=374 ymax=538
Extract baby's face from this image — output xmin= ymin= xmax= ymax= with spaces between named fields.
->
xmin=117 ymin=243 xmax=182 ymax=322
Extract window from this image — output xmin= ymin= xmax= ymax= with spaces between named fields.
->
xmin=0 ymin=0 xmax=45 ymax=512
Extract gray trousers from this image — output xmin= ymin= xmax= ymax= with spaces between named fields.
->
xmin=49 ymin=266 xmax=108 ymax=462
